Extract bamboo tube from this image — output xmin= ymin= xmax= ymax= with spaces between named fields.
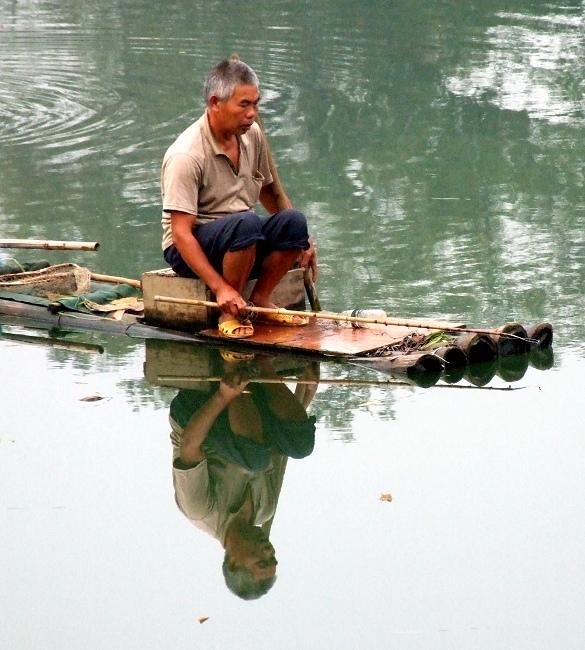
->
xmin=0 ymin=239 xmax=99 ymax=251
xmin=426 ymin=344 xmax=468 ymax=369
xmin=0 ymin=297 xmax=204 ymax=342
xmin=455 ymin=332 xmax=497 ymax=364
xmin=231 ymin=53 xmax=322 ymax=312
xmin=426 ymin=344 xmax=467 ymax=385
xmin=525 ymin=322 xmax=553 ymax=350
xmin=490 ymin=322 xmax=528 ymax=357
xmin=90 ymin=272 xmax=141 ymax=289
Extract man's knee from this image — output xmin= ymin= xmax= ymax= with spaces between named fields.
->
xmin=228 ymin=212 xmax=265 ymax=251
xmin=233 ymin=211 xmax=264 ymax=236
xmin=278 ymin=208 xmax=308 ymax=231
xmin=264 ymin=208 xmax=309 ymax=248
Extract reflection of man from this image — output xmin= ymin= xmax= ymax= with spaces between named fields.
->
xmin=169 ymin=356 xmax=318 ymax=599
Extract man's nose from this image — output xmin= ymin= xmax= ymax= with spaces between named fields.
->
xmin=246 ymin=106 xmax=258 ymax=120
xmin=261 ymin=542 xmax=274 ymax=556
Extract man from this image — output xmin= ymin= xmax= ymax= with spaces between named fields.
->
xmin=161 ymin=58 xmax=317 ymax=338
xmin=169 ymin=355 xmax=318 ymax=599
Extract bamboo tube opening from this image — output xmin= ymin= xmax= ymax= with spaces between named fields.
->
xmin=430 ymin=344 xmax=468 ymax=369
xmin=456 ymin=333 xmax=497 ymax=364
xmin=405 ymin=354 xmax=443 ymax=388
xmin=526 ymin=322 xmax=553 ymax=350
xmin=491 ymin=322 xmax=528 ymax=357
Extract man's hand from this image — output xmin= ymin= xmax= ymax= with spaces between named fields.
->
xmin=218 ymin=372 xmax=250 ymax=401
xmin=300 ymin=236 xmax=318 ymax=282
xmin=215 ymin=283 xmax=248 ymax=318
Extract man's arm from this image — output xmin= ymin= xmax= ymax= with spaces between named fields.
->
xmin=169 ymin=210 xmax=246 ymax=316
xmin=259 ymin=183 xmax=288 ymax=216
xmin=258 ymin=184 xmax=319 ymax=281
xmin=179 ymin=378 xmax=249 ymax=464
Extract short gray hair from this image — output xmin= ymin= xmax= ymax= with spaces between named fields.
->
xmin=204 ymin=59 xmax=259 ymax=105
xmin=222 ymin=553 xmax=276 ymax=600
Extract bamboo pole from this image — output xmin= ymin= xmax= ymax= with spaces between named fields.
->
xmin=230 ymin=53 xmax=321 ymax=311
xmin=159 ymin=375 xmax=409 ymax=387
xmin=0 ymin=331 xmax=104 ymax=354
xmin=153 ymin=294 xmax=531 ymax=339
xmin=90 ymin=272 xmax=141 ymax=289
xmin=0 ymin=239 xmax=99 ymax=251
xmin=155 ymin=374 xmax=524 ymax=390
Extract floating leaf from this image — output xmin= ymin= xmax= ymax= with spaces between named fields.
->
xmin=80 ymin=394 xmax=104 ymax=402
xmin=380 ymin=493 xmax=393 ymax=502
xmin=198 ymin=616 xmax=209 ymax=624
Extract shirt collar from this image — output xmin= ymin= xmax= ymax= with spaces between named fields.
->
xmin=202 ymin=110 xmax=250 ymax=156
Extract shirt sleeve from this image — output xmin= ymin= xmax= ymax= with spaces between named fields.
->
xmin=172 ymin=461 xmax=214 ymax=521
xmin=161 ymin=152 xmax=202 ymax=215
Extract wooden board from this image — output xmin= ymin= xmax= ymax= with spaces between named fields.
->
xmin=198 ymin=319 xmax=433 ymax=357
xmin=142 ymin=267 xmax=305 ymax=330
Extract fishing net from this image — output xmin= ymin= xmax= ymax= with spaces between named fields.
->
xmin=0 ymin=263 xmax=91 ymax=298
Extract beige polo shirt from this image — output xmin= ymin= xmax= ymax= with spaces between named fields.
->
xmin=170 ymin=416 xmax=287 ymax=546
xmin=160 ymin=112 xmax=273 ymax=251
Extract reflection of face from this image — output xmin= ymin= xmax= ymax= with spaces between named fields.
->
xmin=229 ymin=526 xmax=278 ymax=581
xmin=211 ymin=84 xmax=260 ymax=136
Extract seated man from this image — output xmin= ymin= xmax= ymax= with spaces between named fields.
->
xmin=160 ymin=58 xmax=317 ymax=338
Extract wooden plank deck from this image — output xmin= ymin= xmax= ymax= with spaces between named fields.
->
xmin=197 ymin=319 xmax=433 ymax=357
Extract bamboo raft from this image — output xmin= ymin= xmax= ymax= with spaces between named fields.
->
xmin=0 ymin=261 xmax=554 ymax=388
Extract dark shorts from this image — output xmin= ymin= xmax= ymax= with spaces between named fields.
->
xmin=163 ymin=209 xmax=310 ymax=279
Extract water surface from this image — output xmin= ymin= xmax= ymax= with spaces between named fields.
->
xmin=1 ymin=1 xmax=584 ymax=648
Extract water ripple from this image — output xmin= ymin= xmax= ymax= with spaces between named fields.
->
xmin=0 ymin=31 xmax=132 ymax=159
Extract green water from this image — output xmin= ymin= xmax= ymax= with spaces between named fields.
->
xmin=1 ymin=1 xmax=584 ymax=648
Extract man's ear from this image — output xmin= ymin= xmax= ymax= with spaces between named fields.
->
xmin=226 ymin=557 xmax=238 ymax=573
xmin=208 ymin=95 xmax=221 ymax=111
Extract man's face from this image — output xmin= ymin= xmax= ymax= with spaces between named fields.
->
xmin=211 ymin=84 xmax=260 ymax=136
xmin=229 ymin=526 xmax=278 ymax=581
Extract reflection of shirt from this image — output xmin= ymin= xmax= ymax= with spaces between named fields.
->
xmin=170 ymin=416 xmax=287 ymax=546
xmin=160 ymin=112 xmax=273 ymax=250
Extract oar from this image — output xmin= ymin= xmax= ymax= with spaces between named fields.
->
xmin=230 ymin=53 xmax=322 ymax=311
xmin=153 ymin=294 xmax=531 ymax=340
xmin=0 ymin=239 xmax=99 ymax=251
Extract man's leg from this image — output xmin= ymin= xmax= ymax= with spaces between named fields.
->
xmin=218 ymin=244 xmax=256 ymax=335
xmin=248 ymin=249 xmax=301 ymax=308
xmin=249 ymin=209 xmax=309 ymax=323
xmin=163 ymin=212 xmax=266 ymax=336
